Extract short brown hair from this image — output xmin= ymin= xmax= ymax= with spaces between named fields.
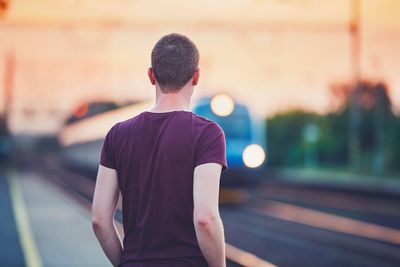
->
xmin=151 ymin=33 xmax=199 ymax=93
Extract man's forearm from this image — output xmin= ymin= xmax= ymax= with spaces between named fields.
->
xmin=194 ymin=215 xmax=226 ymax=267
xmin=92 ymin=220 xmax=123 ymax=267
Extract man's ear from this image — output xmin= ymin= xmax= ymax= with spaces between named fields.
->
xmin=148 ymin=67 xmax=156 ymax=85
xmin=192 ymin=68 xmax=200 ymax=86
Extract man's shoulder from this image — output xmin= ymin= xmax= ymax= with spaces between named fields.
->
xmin=192 ymin=113 xmax=215 ymax=125
xmin=105 ymin=113 xmax=143 ymax=137
xmin=191 ymin=113 xmax=224 ymax=136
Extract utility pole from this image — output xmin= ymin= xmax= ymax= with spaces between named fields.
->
xmin=3 ymin=50 xmax=15 ymax=130
xmin=350 ymin=0 xmax=361 ymax=81
xmin=1 ymin=0 xmax=11 ymax=129
xmin=373 ymin=84 xmax=385 ymax=175
xmin=349 ymin=0 xmax=362 ymax=171
xmin=0 ymin=0 xmax=8 ymax=17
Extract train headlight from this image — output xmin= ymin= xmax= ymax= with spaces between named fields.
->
xmin=210 ymin=94 xmax=234 ymax=117
xmin=242 ymin=144 xmax=265 ymax=168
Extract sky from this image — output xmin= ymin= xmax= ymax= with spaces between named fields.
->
xmin=0 ymin=0 xmax=399 ymax=134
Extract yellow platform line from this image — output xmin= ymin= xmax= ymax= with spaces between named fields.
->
xmin=7 ymin=169 xmax=43 ymax=267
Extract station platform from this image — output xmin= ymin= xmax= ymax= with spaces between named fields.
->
xmin=0 ymin=168 xmax=110 ymax=267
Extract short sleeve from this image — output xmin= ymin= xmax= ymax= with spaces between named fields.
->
xmin=194 ymin=122 xmax=228 ymax=173
xmin=100 ymin=125 xmax=117 ymax=169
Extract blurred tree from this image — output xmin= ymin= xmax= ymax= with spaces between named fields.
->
xmin=327 ymin=81 xmax=394 ymax=174
xmin=267 ymin=81 xmax=399 ymax=175
xmin=387 ymin=117 xmax=400 ymax=172
xmin=318 ymin=112 xmax=348 ymax=166
xmin=267 ymin=110 xmax=319 ymax=167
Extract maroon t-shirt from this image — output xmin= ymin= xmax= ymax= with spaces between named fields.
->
xmin=100 ymin=110 xmax=228 ymax=267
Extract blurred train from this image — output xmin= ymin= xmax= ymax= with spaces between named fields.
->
xmin=58 ymin=94 xmax=267 ymax=202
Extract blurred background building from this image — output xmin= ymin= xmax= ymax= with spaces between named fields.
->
xmin=0 ymin=0 xmax=399 ymax=132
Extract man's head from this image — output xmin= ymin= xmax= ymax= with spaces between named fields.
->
xmin=149 ymin=33 xmax=199 ymax=93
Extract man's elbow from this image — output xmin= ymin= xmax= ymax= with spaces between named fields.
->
xmin=91 ymin=212 xmax=112 ymax=232
xmin=91 ymin=215 xmax=104 ymax=231
xmin=194 ymin=212 xmax=218 ymax=229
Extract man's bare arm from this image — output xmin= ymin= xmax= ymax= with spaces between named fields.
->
xmin=92 ymin=165 xmax=123 ymax=267
xmin=193 ymin=163 xmax=226 ymax=267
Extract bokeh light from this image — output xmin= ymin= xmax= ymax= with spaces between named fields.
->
xmin=210 ymin=94 xmax=235 ymax=117
xmin=242 ymin=144 xmax=265 ymax=168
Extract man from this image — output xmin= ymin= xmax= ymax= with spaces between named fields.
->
xmin=92 ymin=33 xmax=228 ymax=267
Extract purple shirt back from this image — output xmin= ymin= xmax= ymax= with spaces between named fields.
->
xmin=100 ymin=110 xmax=228 ymax=267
